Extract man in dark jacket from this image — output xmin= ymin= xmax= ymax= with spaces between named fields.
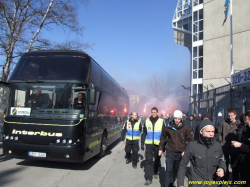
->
xmin=218 ymin=108 xmax=241 ymax=183
xmin=69 ymin=92 xmax=85 ymax=109
xmin=187 ymin=114 xmax=197 ymax=135
xmin=177 ymin=119 xmax=226 ymax=187
xmin=27 ymin=87 xmax=50 ymax=108
xmin=215 ymin=112 xmax=224 ymax=130
xmin=121 ymin=112 xmax=142 ymax=169
xmin=231 ymin=110 xmax=250 ymax=186
xmin=141 ymin=107 xmax=165 ymax=186
xmin=158 ymin=110 xmax=194 ymax=187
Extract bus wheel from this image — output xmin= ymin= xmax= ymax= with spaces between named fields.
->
xmin=98 ymin=132 xmax=107 ymax=158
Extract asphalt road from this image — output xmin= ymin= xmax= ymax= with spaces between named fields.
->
xmin=0 ymin=139 xmax=189 ymax=187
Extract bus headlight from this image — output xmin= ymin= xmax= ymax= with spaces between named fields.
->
xmin=5 ymin=135 xmax=9 ymax=140
xmin=56 ymin=139 xmax=60 ymax=144
xmin=62 ymin=139 xmax=66 ymax=144
xmin=68 ymin=139 xmax=72 ymax=144
xmin=14 ymin=136 xmax=18 ymax=141
xmin=10 ymin=136 xmax=14 ymax=140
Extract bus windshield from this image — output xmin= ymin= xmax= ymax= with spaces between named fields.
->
xmin=8 ymin=83 xmax=87 ymax=120
xmin=10 ymin=56 xmax=89 ymax=81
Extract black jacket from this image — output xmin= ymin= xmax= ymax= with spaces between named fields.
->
xmin=177 ymin=119 xmax=227 ymax=187
xmin=187 ymin=119 xmax=198 ymax=135
xmin=27 ymin=93 xmax=50 ymax=108
xmin=215 ymin=117 xmax=223 ymax=130
xmin=121 ymin=118 xmax=142 ymax=141
xmin=73 ymin=97 xmax=85 ymax=109
xmin=239 ymin=125 xmax=250 ymax=155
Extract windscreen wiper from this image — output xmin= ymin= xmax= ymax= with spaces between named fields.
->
xmin=22 ymin=79 xmax=45 ymax=83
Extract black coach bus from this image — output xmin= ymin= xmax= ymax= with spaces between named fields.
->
xmin=1 ymin=50 xmax=129 ymax=163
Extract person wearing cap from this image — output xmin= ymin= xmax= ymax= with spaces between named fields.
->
xmin=177 ymin=119 xmax=226 ymax=187
xmin=215 ymin=112 xmax=224 ymax=130
xmin=218 ymin=108 xmax=241 ymax=185
xmin=121 ymin=112 xmax=142 ymax=169
xmin=141 ymin=107 xmax=165 ymax=186
xmin=158 ymin=110 xmax=194 ymax=187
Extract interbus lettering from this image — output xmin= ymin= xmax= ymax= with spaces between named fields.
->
xmin=12 ymin=129 xmax=62 ymax=137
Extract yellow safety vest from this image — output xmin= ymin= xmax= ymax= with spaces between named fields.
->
xmin=126 ymin=120 xmax=141 ymax=140
xmin=145 ymin=118 xmax=164 ymax=145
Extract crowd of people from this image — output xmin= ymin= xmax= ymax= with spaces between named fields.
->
xmin=121 ymin=107 xmax=250 ymax=187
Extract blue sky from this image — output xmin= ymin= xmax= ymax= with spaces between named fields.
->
xmin=46 ymin=0 xmax=190 ymax=98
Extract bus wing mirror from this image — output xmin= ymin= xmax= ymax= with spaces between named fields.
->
xmin=89 ymin=84 xmax=96 ymax=105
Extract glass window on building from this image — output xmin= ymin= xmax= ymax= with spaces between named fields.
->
xmin=198 ymin=84 xmax=203 ymax=94
xmin=193 ymin=24 xmax=198 ymax=33
xmin=183 ymin=18 xmax=189 ymax=30
xmin=193 ymin=84 xmax=198 ymax=95
xmin=199 ymin=31 xmax=203 ymax=40
xmin=199 ymin=20 xmax=203 ymax=31
xmin=193 ymin=70 xmax=198 ymax=79
xmin=198 ymin=69 xmax=203 ymax=78
xmin=199 ymin=45 xmax=203 ymax=56
xmin=199 ymin=9 xmax=203 ymax=20
xmin=193 ymin=58 xmax=198 ymax=69
xmin=178 ymin=20 xmax=182 ymax=29
xmin=193 ymin=11 xmax=198 ymax=22
xmin=199 ymin=57 xmax=203 ymax=69
xmin=193 ymin=47 xmax=197 ymax=58
xmin=193 ymin=34 xmax=198 ymax=42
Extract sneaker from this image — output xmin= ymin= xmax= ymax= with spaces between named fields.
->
xmin=132 ymin=163 xmax=137 ymax=169
xmin=153 ymin=174 xmax=158 ymax=179
xmin=145 ymin=180 xmax=152 ymax=186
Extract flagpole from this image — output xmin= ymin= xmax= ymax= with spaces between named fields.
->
xmin=230 ymin=0 xmax=233 ymax=75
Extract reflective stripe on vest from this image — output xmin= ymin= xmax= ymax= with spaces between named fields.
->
xmin=126 ymin=120 xmax=141 ymax=140
xmin=145 ymin=118 xmax=163 ymax=145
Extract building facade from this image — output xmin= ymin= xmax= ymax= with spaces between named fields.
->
xmin=173 ymin=0 xmax=250 ymax=96
xmin=173 ymin=0 xmax=250 ymax=117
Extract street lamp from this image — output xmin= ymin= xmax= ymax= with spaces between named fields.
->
xmin=181 ymin=84 xmax=191 ymax=91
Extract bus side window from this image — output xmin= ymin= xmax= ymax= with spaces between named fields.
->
xmin=89 ymin=91 xmax=100 ymax=117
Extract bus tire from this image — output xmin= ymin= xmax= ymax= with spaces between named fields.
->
xmin=98 ymin=132 xmax=107 ymax=158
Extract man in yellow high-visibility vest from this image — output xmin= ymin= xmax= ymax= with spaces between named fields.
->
xmin=141 ymin=107 xmax=165 ymax=186
xmin=121 ymin=112 xmax=142 ymax=169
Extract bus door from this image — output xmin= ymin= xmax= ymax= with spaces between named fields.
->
xmin=86 ymin=91 xmax=101 ymax=156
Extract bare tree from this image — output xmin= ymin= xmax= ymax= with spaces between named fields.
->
xmin=145 ymin=74 xmax=167 ymax=98
xmin=0 ymin=0 xmax=91 ymax=81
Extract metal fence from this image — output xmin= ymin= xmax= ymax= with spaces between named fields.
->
xmin=189 ymin=82 xmax=250 ymax=123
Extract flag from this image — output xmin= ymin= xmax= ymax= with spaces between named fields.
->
xmin=223 ymin=0 xmax=230 ymax=25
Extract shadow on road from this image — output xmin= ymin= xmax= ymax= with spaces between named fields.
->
xmin=0 ymin=155 xmax=12 ymax=163
xmin=0 ymin=167 xmax=26 ymax=186
xmin=16 ymin=138 xmax=122 ymax=171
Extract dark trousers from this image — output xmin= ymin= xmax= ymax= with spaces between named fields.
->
xmin=239 ymin=154 xmax=250 ymax=186
xmin=222 ymin=151 xmax=240 ymax=182
xmin=145 ymin=144 xmax=161 ymax=181
xmin=125 ymin=139 xmax=139 ymax=165
xmin=165 ymin=149 xmax=182 ymax=187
